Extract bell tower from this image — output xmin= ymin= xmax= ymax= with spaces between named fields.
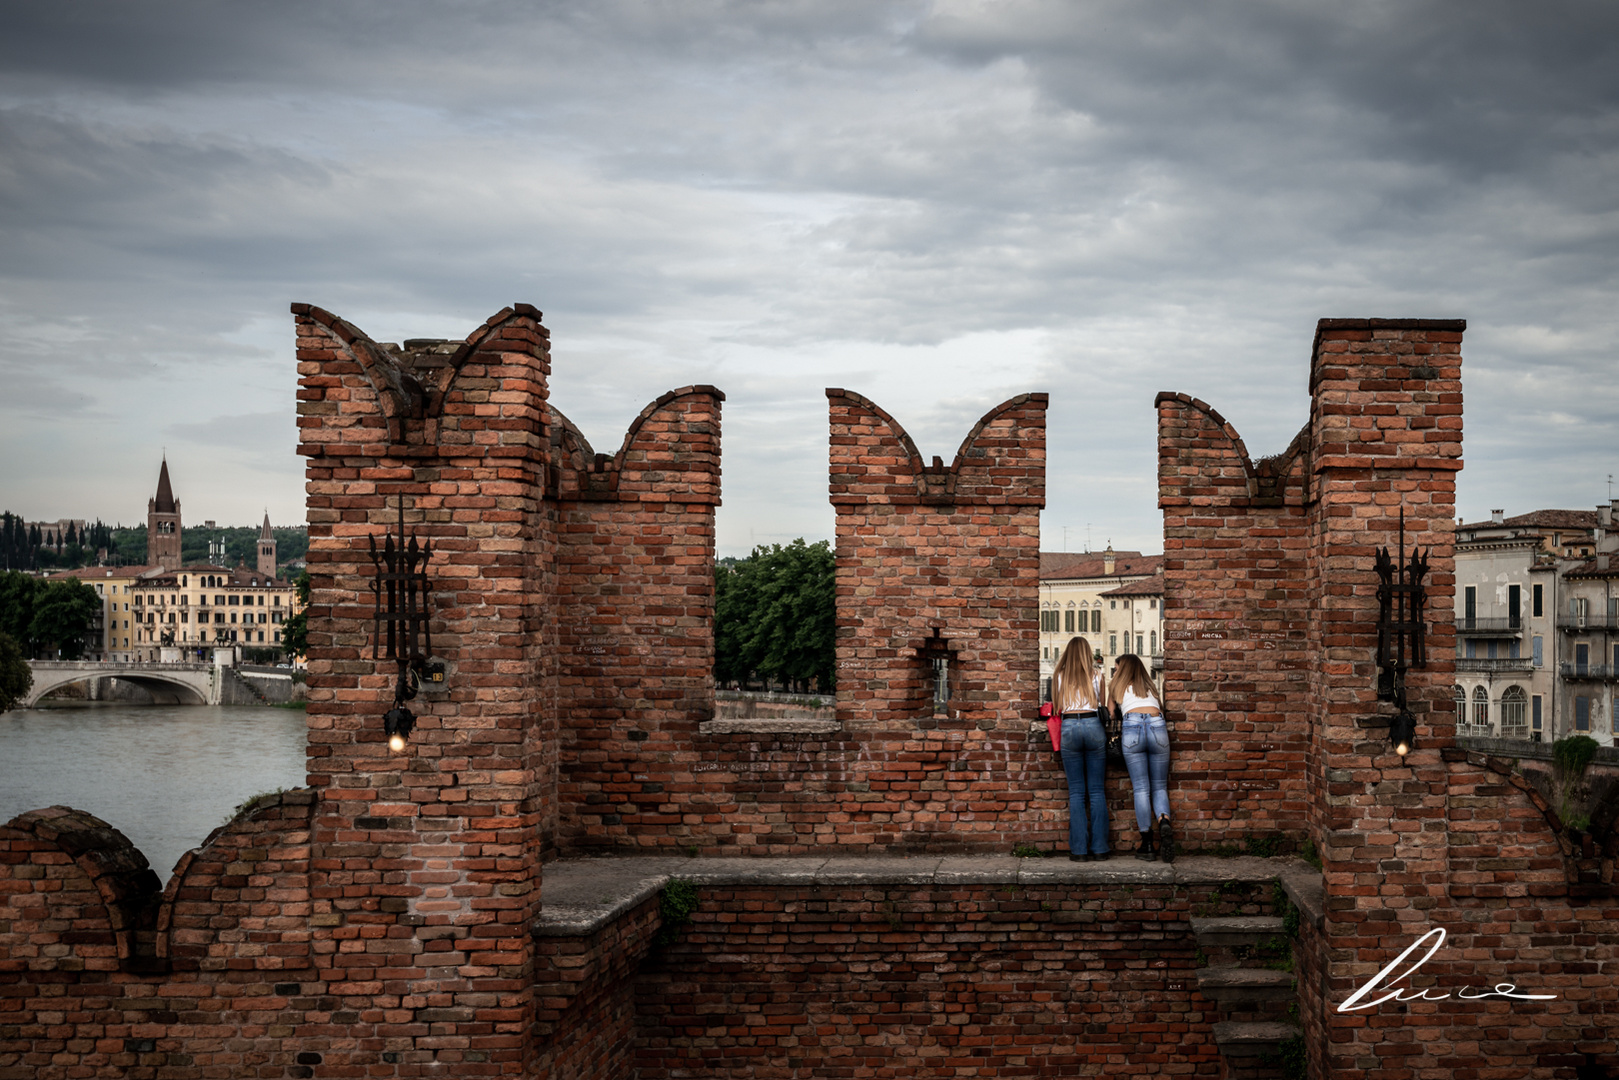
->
xmin=257 ymin=512 xmax=277 ymax=578
xmin=146 ymin=457 xmax=182 ymax=568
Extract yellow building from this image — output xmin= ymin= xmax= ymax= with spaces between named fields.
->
xmin=46 ymin=464 xmax=302 ymax=662
xmin=50 ymin=565 xmax=143 ymax=661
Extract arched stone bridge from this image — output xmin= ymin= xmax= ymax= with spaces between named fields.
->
xmin=22 ymin=660 xmax=219 ymax=707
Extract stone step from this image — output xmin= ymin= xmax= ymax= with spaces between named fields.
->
xmin=1196 ymin=966 xmax=1296 ymax=1004
xmin=1212 ymin=1020 xmax=1303 ymax=1058
xmin=1191 ymin=915 xmax=1287 ymax=947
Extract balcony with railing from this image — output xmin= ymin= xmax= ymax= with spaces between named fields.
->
xmin=1559 ymin=662 xmax=1619 ymax=681
xmin=1453 ymin=616 xmax=1524 ymax=636
xmin=1455 ymin=657 xmax=1535 ymax=673
xmin=1556 ymin=614 xmax=1619 ymax=633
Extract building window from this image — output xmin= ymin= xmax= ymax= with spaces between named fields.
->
xmin=1466 ymin=639 xmax=1477 ymax=659
xmin=1150 ymin=631 xmax=1157 ymax=654
xmin=1040 ymin=610 xmax=1059 ymax=633
xmin=1576 ymin=642 xmax=1590 ymax=675
xmin=1575 ymin=696 xmax=1590 ymax=732
xmin=1533 ymin=583 xmax=1543 ymax=618
xmin=1507 ymin=584 xmax=1520 ymax=628
xmin=1149 ymin=599 xmax=1157 ymax=609
xmin=1507 ymin=638 xmax=1519 ymax=659
xmin=1064 ymin=610 xmax=1075 ymax=633
xmin=1464 ymin=585 xmax=1476 ymax=626
xmin=1109 ymin=633 xmax=1118 ymax=655
xmin=1110 ymin=600 xmax=1117 ymax=610
xmin=1472 ymin=686 xmax=1489 ymax=730
xmin=1532 ymin=636 xmax=1543 ymax=666
xmin=1500 ymin=686 xmax=1527 ymax=739
xmin=1136 ymin=633 xmax=1144 ymax=653
xmin=1532 ymin=694 xmax=1542 ymax=733
xmin=1091 ymin=610 xmax=1100 ymax=632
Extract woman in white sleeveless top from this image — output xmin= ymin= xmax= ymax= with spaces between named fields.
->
xmin=1109 ymin=653 xmax=1173 ymax=862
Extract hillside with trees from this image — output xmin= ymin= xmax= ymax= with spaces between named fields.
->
xmin=0 ymin=511 xmax=307 ymax=574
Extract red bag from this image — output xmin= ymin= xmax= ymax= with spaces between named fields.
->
xmin=1040 ymin=702 xmax=1061 ymax=752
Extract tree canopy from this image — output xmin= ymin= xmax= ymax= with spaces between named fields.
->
xmin=281 ymin=570 xmax=310 ymax=659
xmin=714 ymin=539 xmax=835 ymax=693
xmin=0 ymin=572 xmax=100 ymax=659
xmin=0 ymin=631 xmax=31 ymax=711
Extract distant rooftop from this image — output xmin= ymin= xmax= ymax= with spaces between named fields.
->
xmin=1040 ymin=550 xmax=1162 ymax=580
xmin=1457 ymin=509 xmax=1598 ymax=531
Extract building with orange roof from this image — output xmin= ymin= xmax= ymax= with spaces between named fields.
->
xmin=1037 ymin=545 xmax=1164 ymax=698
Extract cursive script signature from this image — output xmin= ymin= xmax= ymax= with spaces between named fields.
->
xmin=1338 ymin=928 xmax=1557 ymax=1012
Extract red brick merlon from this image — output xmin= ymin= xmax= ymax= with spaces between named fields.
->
xmin=1154 ymin=392 xmax=1311 ymax=509
xmin=550 ymin=387 xmax=725 ymax=504
xmin=826 ymin=388 xmax=1047 ymax=507
xmin=292 ymin=301 xmax=548 ymax=451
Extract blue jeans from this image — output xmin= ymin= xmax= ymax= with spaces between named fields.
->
xmin=1121 ymin=713 xmax=1171 ymax=831
xmin=1060 ymin=713 xmax=1109 ymax=856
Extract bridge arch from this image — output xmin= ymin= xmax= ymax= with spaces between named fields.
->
xmin=22 ymin=662 xmax=214 ymax=708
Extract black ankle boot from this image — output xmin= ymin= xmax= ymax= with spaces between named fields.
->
xmin=1134 ymin=830 xmax=1157 ymax=861
xmin=1158 ymin=817 xmax=1175 ymax=864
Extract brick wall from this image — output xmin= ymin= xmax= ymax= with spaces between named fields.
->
xmin=295 ymin=303 xmax=555 ymax=1075
xmin=550 ymin=390 xmax=725 ymax=853
xmin=1157 ymin=392 xmax=1314 ymax=851
xmin=631 ymin=879 xmax=1261 ymax=1079
xmin=0 ymin=797 xmax=318 ymax=1078
xmin=1161 ymin=319 xmax=1619 ymax=1078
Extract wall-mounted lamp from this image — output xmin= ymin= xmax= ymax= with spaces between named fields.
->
xmin=1375 ymin=508 xmax=1428 ymax=759
xmin=1389 ymin=709 xmax=1417 ymax=758
xmin=384 ymin=705 xmax=416 ymax=753
xmin=918 ymin=627 xmax=955 ymax=718
xmin=370 ymin=497 xmax=434 ymax=752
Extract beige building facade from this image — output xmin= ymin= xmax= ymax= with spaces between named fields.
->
xmin=1038 ymin=546 xmax=1164 ymax=698
xmin=1454 ymin=506 xmax=1617 ymax=746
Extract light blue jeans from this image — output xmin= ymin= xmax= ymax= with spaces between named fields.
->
xmin=1121 ymin=713 xmax=1171 ymax=832
xmin=1060 ymin=713 xmax=1109 ymax=856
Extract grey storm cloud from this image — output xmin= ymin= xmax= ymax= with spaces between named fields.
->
xmin=1 ymin=0 xmax=1616 ymax=552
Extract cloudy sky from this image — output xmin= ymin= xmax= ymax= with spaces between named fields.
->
xmin=2 ymin=0 xmax=1615 ymax=557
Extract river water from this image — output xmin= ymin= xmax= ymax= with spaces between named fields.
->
xmin=0 ymin=702 xmax=308 ymax=879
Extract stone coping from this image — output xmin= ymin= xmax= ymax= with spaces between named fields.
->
xmin=699 ymin=718 xmax=842 ymax=735
xmin=536 ymin=853 xmax=1318 ymax=938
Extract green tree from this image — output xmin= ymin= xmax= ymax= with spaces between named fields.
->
xmin=282 ymin=569 xmax=310 ymax=658
xmin=0 ymin=571 xmax=41 ymax=653
xmin=28 ymin=578 xmax=101 ymax=659
xmin=714 ymin=539 xmax=835 ymax=693
xmin=0 ymin=631 xmax=30 ymax=711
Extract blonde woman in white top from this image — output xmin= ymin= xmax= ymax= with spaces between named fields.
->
xmin=1051 ymin=637 xmax=1110 ymax=861
xmin=1109 ymin=653 xmax=1173 ymax=862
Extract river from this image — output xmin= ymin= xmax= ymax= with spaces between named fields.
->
xmin=0 ymin=702 xmax=308 ymax=879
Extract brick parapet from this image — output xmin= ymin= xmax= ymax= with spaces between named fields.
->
xmin=1156 ymin=392 xmax=1314 ymax=853
xmin=296 ymin=303 xmax=555 ymax=1076
xmin=548 ymin=391 xmax=722 ymax=854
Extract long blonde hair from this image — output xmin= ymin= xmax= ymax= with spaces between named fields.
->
xmin=1108 ymin=653 xmax=1158 ymax=705
xmin=1052 ymin=637 xmax=1099 ymax=712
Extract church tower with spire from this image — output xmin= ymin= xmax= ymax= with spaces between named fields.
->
xmin=257 ymin=512 xmax=277 ymax=578
xmin=146 ymin=458 xmax=182 ymax=568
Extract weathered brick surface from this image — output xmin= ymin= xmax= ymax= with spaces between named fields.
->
xmin=0 ymin=797 xmax=317 ymax=1079
xmin=632 ymin=881 xmax=1259 ymax=1079
xmin=1162 ymin=320 xmax=1619 ymax=1079
xmin=295 ymin=303 xmax=553 ymax=1076
xmin=534 ymin=894 xmax=660 ymax=1080
xmin=550 ymin=391 xmax=725 ymax=852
